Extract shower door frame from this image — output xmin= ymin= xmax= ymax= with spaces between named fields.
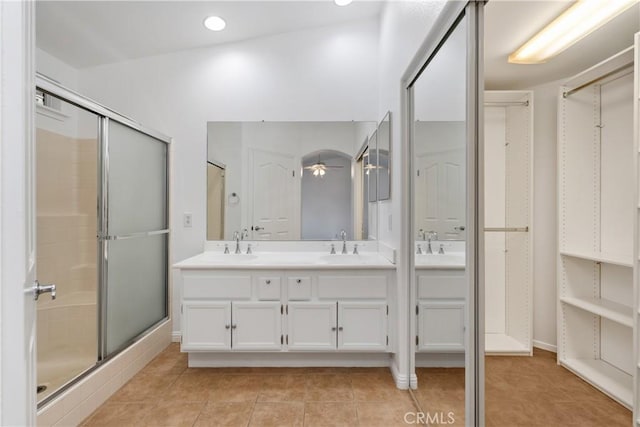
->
xmin=35 ymin=73 xmax=172 ymax=408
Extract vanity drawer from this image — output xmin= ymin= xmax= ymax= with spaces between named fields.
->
xmin=183 ymin=273 xmax=252 ymax=299
xmin=256 ymin=276 xmax=281 ymax=301
xmin=318 ymin=275 xmax=387 ymax=299
xmin=287 ymin=277 xmax=312 ymax=300
xmin=417 ymin=273 xmax=465 ymax=299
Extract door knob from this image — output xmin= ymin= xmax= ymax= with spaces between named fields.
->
xmin=266 ymin=280 xmax=271 ymax=285
xmin=34 ymin=280 xmax=56 ymax=301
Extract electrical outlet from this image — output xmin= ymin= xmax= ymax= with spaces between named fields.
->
xmin=183 ymin=212 xmax=193 ymax=228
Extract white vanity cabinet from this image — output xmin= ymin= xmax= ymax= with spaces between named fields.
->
xmin=416 ymin=268 xmax=466 ymax=352
xmin=179 ymin=268 xmax=392 ymax=354
xmin=287 ymin=301 xmax=388 ymax=351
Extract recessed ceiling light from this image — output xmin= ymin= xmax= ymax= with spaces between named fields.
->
xmin=204 ymin=16 xmax=226 ymax=32
xmin=334 ymin=0 xmax=353 ymax=6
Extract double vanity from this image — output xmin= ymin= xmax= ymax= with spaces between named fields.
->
xmin=173 ymin=241 xmax=467 ymax=377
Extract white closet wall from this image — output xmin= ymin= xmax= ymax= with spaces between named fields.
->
xmin=558 ymin=46 xmax=636 ymax=410
xmin=484 ymin=91 xmax=533 ymax=355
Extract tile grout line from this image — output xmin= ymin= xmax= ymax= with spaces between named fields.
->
xmin=407 ymin=388 xmax=424 ymax=414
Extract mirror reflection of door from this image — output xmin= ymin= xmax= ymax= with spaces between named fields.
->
xmin=301 ymin=150 xmax=352 ymax=240
xmin=249 ymin=148 xmax=298 ymax=240
xmin=414 ymin=122 xmax=466 ymax=241
xmin=206 ymin=162 xmax=225 ymax=240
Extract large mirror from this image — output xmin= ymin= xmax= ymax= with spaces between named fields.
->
xmin=207 ymin=121 xmax=383 ymax=241
xmin=411 ymin=11 xmax=468 ymax=424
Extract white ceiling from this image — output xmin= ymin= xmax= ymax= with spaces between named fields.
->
xmin=36 ymin=0 xmax=385 ymax=69
xmin=37 ymin=1 xmax=640 ymax=87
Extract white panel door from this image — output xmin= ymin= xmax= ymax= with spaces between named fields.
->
xmin=181 ymin=301 xmax=231 ymax=351
xmin=416 ymin=150 xmax=465 ymax=239
xmin=338 ymin=302 xmax=388 ymax=351
xmin=232 ymin=302 xmax=282 ymax=351
xmin=250 ymin=149 xmax=297 ymax=240
xmin=418 ymin=301 xmax=465 ymax=352
xmin=287 ymin=302 xmax=337 ymax=351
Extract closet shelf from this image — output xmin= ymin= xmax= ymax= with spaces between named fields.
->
xmin=560 ymin=297 xmax=633 ymax=327
xmin=560 ymin=358 xmax=633 ymax=409
xmin=559 ymin=250 xmax=633 ymax=267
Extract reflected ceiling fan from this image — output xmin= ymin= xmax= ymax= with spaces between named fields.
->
xmin=304 ymin=155 xmax=343 ymax=177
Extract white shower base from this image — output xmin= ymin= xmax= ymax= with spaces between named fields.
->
xmin=37 ymin=350 xmax=96 ymax=402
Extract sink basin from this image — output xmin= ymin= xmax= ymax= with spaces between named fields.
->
xmin=202 ymin=254 xmax=258 ymax=263
xmin=416 ymin=253 xmax=465 ymax=267
xmin=318 ymin=254 xmax=381 ymax=265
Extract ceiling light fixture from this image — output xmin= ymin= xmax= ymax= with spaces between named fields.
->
xmin=334 ymin=0 xmax=353 ymax=6
xmin=204 ymin=16 xmax=226 ymax=32
xmin=508 ymin=0 xmax=638 ymax=64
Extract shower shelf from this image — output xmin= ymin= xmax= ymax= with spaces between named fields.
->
xmin=560 ymin=296 xmax=633 ymax=328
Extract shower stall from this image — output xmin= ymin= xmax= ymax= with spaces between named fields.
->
xmin=35 ymin=75 xmax=170 ymax=406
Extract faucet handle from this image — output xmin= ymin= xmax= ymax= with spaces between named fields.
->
xmin=416 ymin=244 xmax=423 ymax=255
xmin=438 ymin=244 xmax=445 ymax=255
xmin=330 ymin=244 xmax=336 ymax=255
xmin=353 ymin=244 xmax=359 ymax=255
xmin=246 ymin=243 xmax=252 ymax=255
xmin=224 ymin=244 xmax=230 ymax=254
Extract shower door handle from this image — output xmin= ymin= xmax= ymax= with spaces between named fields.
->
xmin=33 ymin=280 xmax=56 ymax=301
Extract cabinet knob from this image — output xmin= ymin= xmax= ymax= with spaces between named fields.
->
xmin=231 ymin=324 xmax=237 ymax=329
xmin=225 ymin=324 xmax=230 ymax=329
xmin=331 ymin=327 xmax=337 ymax=331
xmin=338 ymin=326 xmax=344 ymax=331
xmin=296 ymin=279 xmax=301 ymax=284
xmin=266 ymin=280 xmax=271 ymax=285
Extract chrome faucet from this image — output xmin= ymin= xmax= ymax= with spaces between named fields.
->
xmin=232 ymin=231 xmax=241 ymax=254
xmin=340 ymin=229 xmax=347 ymax=254
xmin=241 ymin=228 xmax=249 ymax=240
xmin=426 ymin=231 xmax=437 ymax=254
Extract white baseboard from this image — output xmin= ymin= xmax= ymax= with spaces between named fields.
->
xmin=533 ymin=340 xmax=557 ymax=353
xmin=188 ymin=352 xmax=392 ymax=368
xmin=389 ymin=361 xmax=409 ymax=389
xmin=409 ymin=373 xmax=419 ymax=389
xmin=171 ymin=331 xmax=181 ymax=343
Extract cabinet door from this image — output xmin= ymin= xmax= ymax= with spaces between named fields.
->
xmin=287 ymin=302 xmax=337 ymax=351
xmin=232 ymin=302 xmax=282 ymax=351
xmin=417 ymin=301 xmax=465 ymax=352
xmin=182 ymin=301 xmax=231 ymax=351
xmin=338 ymin=302 xmax=388 ymax=351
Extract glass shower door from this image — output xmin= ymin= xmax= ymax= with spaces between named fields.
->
xmin=102 ymin=119 xmax=169 ymax=356
xmin=35 ymin=95 xmax=99 ymax=403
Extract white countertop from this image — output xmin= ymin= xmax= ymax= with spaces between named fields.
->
xmin=173 ymin=251 xmax=396 ymax=270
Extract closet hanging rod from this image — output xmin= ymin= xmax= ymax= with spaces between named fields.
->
xmin=484 ymin=101 xmax=529 ymax=107
xmin=484 ymin=227 xmax=529 ymax=232
xmin=562 ymin=63 xmax=632 ymax=98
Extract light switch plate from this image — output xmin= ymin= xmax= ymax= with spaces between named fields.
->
xmin=183 ymin=212 xmax=193 ymax=228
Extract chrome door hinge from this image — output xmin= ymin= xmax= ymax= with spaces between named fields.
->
xmin=386 ymin=335 xmax=389 ymax=346
xmin=281 ymin=304 xmax=283 ymax=315
xmin=416 ymin=305 xmax=419 ymax=315
xmin=281 ymin=334 xmax=284 ymax=345
xmin=416 ymin=336 xmax=419 ymax=346
xmin=286 ymin=305 xmax=288 ymax=315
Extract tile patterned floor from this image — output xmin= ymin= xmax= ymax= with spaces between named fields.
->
xmin=82 ymin=345 xmax=631 ymax=426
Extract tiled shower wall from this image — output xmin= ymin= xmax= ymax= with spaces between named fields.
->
xmin=36 ymin=128 xmax=98 ymax=383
